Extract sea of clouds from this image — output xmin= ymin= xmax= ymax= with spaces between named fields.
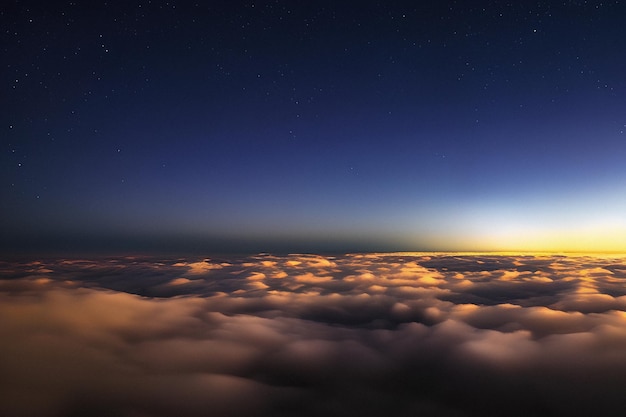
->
xmin=2 ymin=252 xmax=626 ymax=416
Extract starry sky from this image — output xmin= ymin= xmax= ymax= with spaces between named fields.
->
xmin=3 ymin=0 xmax=626 ymax=254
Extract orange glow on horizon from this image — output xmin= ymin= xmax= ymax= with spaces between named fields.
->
xmin=465 ymin=222 xmax=626 ymax=254
xmin=413 ymin=205 xmax=626 ymax=254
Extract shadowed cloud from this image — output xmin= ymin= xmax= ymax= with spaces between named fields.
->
xmin=1 ymin=253 xmax=626 ymax=416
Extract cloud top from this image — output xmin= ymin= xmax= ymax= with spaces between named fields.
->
xmin=1 ymin=253 xmax=626 ymax=416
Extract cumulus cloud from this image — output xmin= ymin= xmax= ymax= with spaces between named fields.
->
xmin=1 ymin=253 xmax=626 ymax=416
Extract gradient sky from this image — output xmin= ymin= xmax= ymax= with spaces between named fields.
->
xmin=2 ymin=0 xmax=626 ymax=253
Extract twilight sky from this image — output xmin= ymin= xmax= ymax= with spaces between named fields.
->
xmin=3 ymin=0 xmax=626 ymax=253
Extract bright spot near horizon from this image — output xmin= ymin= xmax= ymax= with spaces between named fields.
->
xmin=417 ymin=185 xmax=626 ymax=253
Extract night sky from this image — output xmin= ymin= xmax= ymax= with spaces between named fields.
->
xmin=3 ymin=0 xmax=626 ymax=253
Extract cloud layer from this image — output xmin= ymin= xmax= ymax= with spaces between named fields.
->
xmin=2 ymin=253 xmax=626 ymax=416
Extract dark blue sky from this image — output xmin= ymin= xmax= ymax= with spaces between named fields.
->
xmin=2 ymin=0 xmax=626 ymax=253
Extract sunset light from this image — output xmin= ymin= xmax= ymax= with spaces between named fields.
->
xmin=3 ymin=1 xmax=626 ymax=416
